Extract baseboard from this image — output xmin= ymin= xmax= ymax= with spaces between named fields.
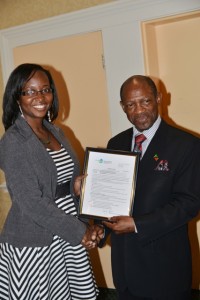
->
xmin=97 ymin=288 xmax=200 ymax=300
xmin=192 ymin=289 xmax=200 ymax=300
xmin=98 ymin=288 xmax=117 ymax=300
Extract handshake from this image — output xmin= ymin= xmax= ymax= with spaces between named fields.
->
xmin=74 ymin=175 xmax=105 ymax=250
xmin=81 ymin=224 xmax=104 ymax=250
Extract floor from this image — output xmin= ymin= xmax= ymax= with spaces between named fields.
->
xmin=192 ymin=290 xmax=200 ymax=300
xmin=97 ymin=288 xmax=200 ymax=300
xmin=97 ymin=288 xmax=117 ymax=300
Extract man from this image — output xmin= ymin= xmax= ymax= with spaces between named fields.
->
xmin=101 ymin=75 xmax=200 ymax=300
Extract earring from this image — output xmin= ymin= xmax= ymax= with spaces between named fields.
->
xmin=18 ymin=104 xmax=25 ymax=118
xmin=48 ymin=110 xmax=51 ymax=122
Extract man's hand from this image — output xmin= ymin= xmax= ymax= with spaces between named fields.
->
xmin=103 ymin=216 xmax=135 ymax=234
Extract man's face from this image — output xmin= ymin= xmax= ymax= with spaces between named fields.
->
xmin=120 ymin=80 xmax=161 ymax=132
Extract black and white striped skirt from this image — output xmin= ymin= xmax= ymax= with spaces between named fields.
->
xmin=0 ymin=234 xmax=98 ymax=300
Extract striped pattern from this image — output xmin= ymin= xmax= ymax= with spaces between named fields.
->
xmin=0 ymin=146 xmax=98 ymax=299
xmin=49 ymin=147 xmax=74 ymax=184
xmin=132 ymin=115 xmax=161 ymax=157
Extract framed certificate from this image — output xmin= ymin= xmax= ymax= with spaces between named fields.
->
xmin=79 ymin=147 xmax=139 ymax=220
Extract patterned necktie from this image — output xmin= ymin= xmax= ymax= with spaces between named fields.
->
xmin=133 ymin=134 xmax=146 ymax=153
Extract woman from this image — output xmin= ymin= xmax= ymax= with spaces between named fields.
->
xmin=0 ymin=63 xmax=103 ymax=299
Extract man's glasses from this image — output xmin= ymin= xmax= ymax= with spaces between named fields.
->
xmin=20 ymin=88 xmax=53 ymax=97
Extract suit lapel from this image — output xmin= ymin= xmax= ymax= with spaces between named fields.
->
xmin=122 ymin=129 xmax=133 ymax=151
xmin=136 ymin=121 xmax=168 ymax=173
xmin=140 ymin=121 xmax=169 ymax=167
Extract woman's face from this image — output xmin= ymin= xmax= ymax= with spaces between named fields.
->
xmin=18 ymin=70 xmax=53 ymax=124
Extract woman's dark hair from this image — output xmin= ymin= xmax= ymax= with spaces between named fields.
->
xmin=2 ymin=63 xmax=59 ymax=130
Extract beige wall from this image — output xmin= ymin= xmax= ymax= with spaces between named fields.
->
xmin=142 ymin=12 xmax=200 ymax=133
xmin=0 ymin=0 xmax=115 ymax=135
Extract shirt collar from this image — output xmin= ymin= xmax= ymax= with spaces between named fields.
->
xmin=133 ymin=116 xmax=161 ymax=140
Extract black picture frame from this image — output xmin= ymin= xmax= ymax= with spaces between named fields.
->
xmin=79 ymin=147 xmax=139 ymax=220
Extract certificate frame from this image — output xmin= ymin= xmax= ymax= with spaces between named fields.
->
xmin=79 ymin=147 xmax=139 ymax=220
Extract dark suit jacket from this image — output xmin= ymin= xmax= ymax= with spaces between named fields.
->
xmin=103 ymin=120 xmax=200 ymax=297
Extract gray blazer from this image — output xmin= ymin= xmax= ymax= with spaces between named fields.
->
xmin=0 ymin=115 xmax=87 ymax=247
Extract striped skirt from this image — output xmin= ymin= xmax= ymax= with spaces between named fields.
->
xmin=0 ymin=235 xmax=98 ymax=299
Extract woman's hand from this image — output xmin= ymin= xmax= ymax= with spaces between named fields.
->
xmin=81 ymin=226 xmax=97 ymax=250
xmin=73 ymin=174 xmax=87 ymax=197
xmin=81 ymin=224 xmax=105 ymax=250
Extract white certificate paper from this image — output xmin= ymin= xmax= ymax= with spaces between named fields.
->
xmin=79 ymin=148 xmax=139 ymax=220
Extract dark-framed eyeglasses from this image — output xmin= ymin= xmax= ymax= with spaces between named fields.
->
xmin=20 ymin=88 xmax=53 ymax=97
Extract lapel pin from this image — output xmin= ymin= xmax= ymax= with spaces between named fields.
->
xmin=153 ymin=154 xmax=159 ymax=161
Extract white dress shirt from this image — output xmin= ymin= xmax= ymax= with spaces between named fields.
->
xmin=132 ymin=116 xmax=161 ymax=158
